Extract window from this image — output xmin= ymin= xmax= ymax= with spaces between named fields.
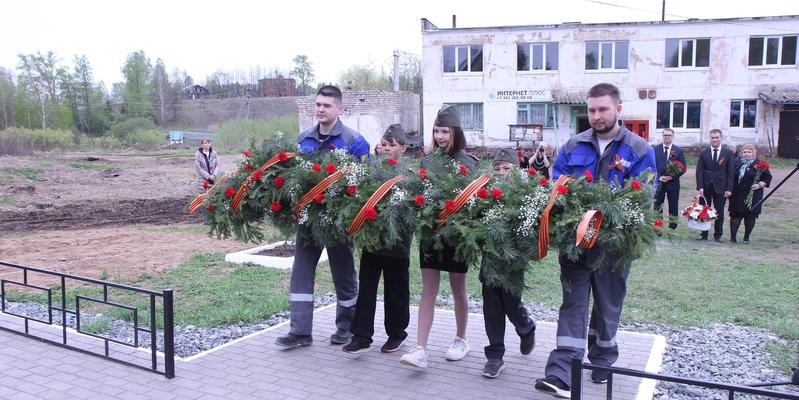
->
xmin=665 ymin=38 xmax=710 ymax=68
xmin=730 ymin=100 xmax=757 ymax=128
xmin=585 ymin=41 xmax=628 ymax=70
xmin=656 ymin=101 xmax=701 ymax=129
xmin=517 ymin=43 xmax=559 ymax=71
xmin=517 ymin=103 xmax=557 ymax=128
xmin=443 ymin=45 xmax=483 ymax=73
xmin=446 ymin=103 xmax=483 ymax=130
xmin=748 ymin=35 xmax=797 ymax=66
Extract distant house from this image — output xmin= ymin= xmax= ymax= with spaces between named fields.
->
xmin=258 ymin=78 xmax=299 ymax=97
xmin=183 ymin=85 xmax=211 ymax=100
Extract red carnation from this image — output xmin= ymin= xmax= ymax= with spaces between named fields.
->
xmin=418 ymin=167 xmax=428 ymax=180
xmin=459 ymin=165 xmax=469 ymax=176
xmin=444 ymin=200 xmax=457 ymax=212
xmin=414 ymin=195 xmax=425 ymax=207
xmin=476 ymin=188 xmax=489 ymax=199
xmin=278 ymin=151 xmax=288 ymax=162
xmin=242 ymin=151 xmax=251 ymax=157
xmin=557 ymin=185 xmax=569 ymax=195
xmin=273 ymin=176 xmax=285 ymax=188
xmin=527 ymin=168 xmax=537 ymax=176
xmin=388 ymin=157 xmax=398 ymax=165
xmin=314 ymin=193 xmax=325 ymax=204
xmin=252 ymin=170 xmax=263 ymax=181
xmin=206 ymin=203 xmax=215 ymax=212
xmin=491 ymin=187 xmax=503 ymax=200
xmin=675 ymin=160 xmax=686 ymax=173
xmin=245 ymin=164 xmax=254 ymax=171
xmin=698 ymin=207 xmax=709 ymax=221
xmin=225 ymin=187 xmax=236 ymax=198
xmin=326 ymin=163 xmax=337 ymax=174
xmin=654 ymin=219 xmax=664 ymax=227
xmin=630 ymin=181 xmax=642 ymax=191
xmin=584 ymin=170 xmax=593 ymax=182
xmin=364 ymin=207 xmax=378 ymax=221
xmin=312 ymin=163 xmax=322 ymax=172
xmin=347 ymin=185 xmax=357 ymax=195
xmin=755 ymin=160 xmax=770 ymax=171
xmin=203 ymin=179 xmax=211 ymax=190
xmin=270 ymin=202 xmax=282 ymax=213
xmin=539 ymin=178 xmax=548 ymax=185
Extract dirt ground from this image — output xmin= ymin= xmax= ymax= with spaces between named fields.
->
xmin=1 ymin=151 xmax=797 ymax=283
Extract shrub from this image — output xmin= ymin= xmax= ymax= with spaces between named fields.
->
xmin=0 ymin=127 xmax=74 ymax=155
xmin=109 ymin=117 xmax=157 ymax=141
xmin=214 ymin=116 xmax=299 ymax=151
xmin=124 ymin=129 xmax=164 ymax=149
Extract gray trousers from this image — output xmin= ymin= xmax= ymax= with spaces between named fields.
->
xmin=289 ymin=229 xmax=358 ymax=336
xmin=544 ymin=250 xmax=630 ymax=384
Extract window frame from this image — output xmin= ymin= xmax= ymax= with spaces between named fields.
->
xmin=517 ymin=102 xmax=558 ymax=128
xmin=585 ymin=40 xmax=629 ymax=71
xmin=665 ymin=38 xmax=711 ymax=69
xmin=443 ymin=45 xmax=484 ymax=74
xmin=445 ymin=102 xmax=484 ymax=130
xmin=748 ymin=35 xmax=798 ymax=67
xmin=516 ymin=42 xmax=559 ymax=72
xmin=656 ymin=100 xmax=702 ymax=130
xmin=729 ymin=99 xmax=758 ymax=129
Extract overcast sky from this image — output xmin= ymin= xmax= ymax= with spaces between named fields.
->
xmin=1 ymin=0 xmax=797 ymax=87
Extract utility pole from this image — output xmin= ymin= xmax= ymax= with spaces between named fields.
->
xmin=393 ymin=50 xmax=400 ymax=92
xmin=661 ymin=0 xmax=666 ymax=21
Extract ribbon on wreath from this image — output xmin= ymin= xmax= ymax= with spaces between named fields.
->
xmin=230 ymin=152 xmax=297 ymax=212
xmin=436 ymin=173 xmax=493 ymax=227
xmin=346 ymin=175 xmax=406 ymax=235
xmin=575 ymin=209 xmax=603 ymax=249
xmin=188 ymin=174 xmax=230 ymax=214
xmin=293 ymin=169 xmax=345 ymax=217
xmin=537 ymin=175 xmax=573 ymax=259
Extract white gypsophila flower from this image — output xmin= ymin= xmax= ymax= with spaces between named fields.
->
xmin=617 ymin=198 xmax=645 ymax=228
xmin=482 ymin=204 xmax=505 ymax=225
xmin=390 ymin=187 xmax=406 ymax=204
xmin=515 ymin=187 xmax=550 ymax=237
xmin=582 ymin=223 xmax=597 ymax=241
xmin=332 ymin=148 xmax=351 ymax=163
xmin=297 ymin=205 xmax=310 ymax=225
xmin=301 ymin=160 xmax=314 ymax=169
xmin=319 ymin=210 xmax=333 ymax=226
xmin=346 ymin=163 xmax=367 ymax=186
xmin=423 ymin=180 xmax=434 ymax=199
xmin=325 ymin=186 xmax=338 ymax=198
xmin=466 ymin=196 xmax=477 ymax=210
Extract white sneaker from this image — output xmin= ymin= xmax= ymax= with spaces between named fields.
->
xmin=445 ymin=336 xmax=470 ymax=361
xmin=400 ymin=345 xmax=429 ymax=368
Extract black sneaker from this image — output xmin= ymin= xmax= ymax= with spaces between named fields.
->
xmin=591 ymin=369 xmax=610 ymax=384
xmin=330 ymin=329 xmax=352 ymax=344
xmin=482 ymin=359 xmax=505 ymax=379
xmin=520 ymin=328 xmax=536 ymax=355
xmin=275 ymin=333 xmax=312 ymax=348
xmin=381 ymin=337 xmax=406 ymax=353
xmin=342 ymin=339 xmax=370 ymax=354
xmin=534 ymin=376 xmax=571 ymax=398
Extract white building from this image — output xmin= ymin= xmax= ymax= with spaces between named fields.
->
xmin=421 ymin=15 xmax=799 ymax=156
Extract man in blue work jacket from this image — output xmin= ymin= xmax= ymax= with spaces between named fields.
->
xmin=276 ymin=85 xmax=371 ymax=349
xmin=535 ymin=83 xmax=656 ymax=398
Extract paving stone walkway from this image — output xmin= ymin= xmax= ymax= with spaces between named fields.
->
xmin=0 ymin=304 xmax=665 ymax=399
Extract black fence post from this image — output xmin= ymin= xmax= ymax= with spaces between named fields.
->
xmin=163 ymin=289 xmax=175 ymax=379
xmin=571 ymin=356 xmax=583 ymax=400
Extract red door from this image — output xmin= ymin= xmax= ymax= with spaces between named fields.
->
xmin=623 ymin=120 xmax=649 ymax=140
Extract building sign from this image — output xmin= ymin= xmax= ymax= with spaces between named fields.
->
xmin=509 ymin=124 xmax=544 ymax=141
xmin=488 ymin=89 xmax=551 ymax=102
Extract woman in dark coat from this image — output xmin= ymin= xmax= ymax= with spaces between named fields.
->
xmin=729 ymin=144 xmax=772 ymax=244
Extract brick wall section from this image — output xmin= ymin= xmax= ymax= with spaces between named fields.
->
xmin=297 ymin=91 xmax=421 ymax=148
xmin=172 ymin=97 xmax=299 ymax=130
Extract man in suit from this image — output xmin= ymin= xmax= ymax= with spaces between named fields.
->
xmin=695 ymin=128 xmax=735 ymax=241
xmin=653 ymin=128 xmax=686 ymax=229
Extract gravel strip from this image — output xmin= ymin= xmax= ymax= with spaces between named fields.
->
xmin=2 ymin=295 xmax=796 ymax=399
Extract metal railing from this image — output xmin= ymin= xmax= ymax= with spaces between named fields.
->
xmin=0 ymin=261 xmax=175 ymax=378
xmin=571 ymin=357 xmax=799 ymax=399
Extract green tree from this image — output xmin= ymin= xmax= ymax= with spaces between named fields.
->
xmin=396 ymin=52 xmax=422 ymax=94
xmin=152 ymin=58 xmax=169 ymax=124
xmin=337 ymin=64 xmax=391 ymax=91
xmin=0 ymin=68 xmax=15 ymax=130
xmin=291 ymin=55 xmax=315 ymax=95
xmin=121 ymin=50 xmax=153 ymax=119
